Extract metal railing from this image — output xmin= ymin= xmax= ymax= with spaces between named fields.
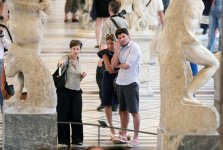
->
xmin=58 ymin=120 xmax=157 ymax=146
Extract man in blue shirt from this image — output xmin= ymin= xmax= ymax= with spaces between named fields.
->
xmin=111 ymin=28 xmax=141 ymax=148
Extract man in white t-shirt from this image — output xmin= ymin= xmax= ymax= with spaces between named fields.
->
xmin=145 ymin=0 xmax=164 ymax=64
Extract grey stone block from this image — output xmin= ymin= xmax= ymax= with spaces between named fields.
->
xmin=3 ymin=112 xmax=57 ymax=150
xmin=158 ymin=128 xmax=220 ymax=150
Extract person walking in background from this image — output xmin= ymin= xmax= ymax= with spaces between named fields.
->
xmin=200 ymin=0 xmax=213 ymax=34
xmin=111 ymin=28 xmax=141 ymax=148
xmin=0 ymin=0 xmax=5 ymax=20
xmin=57 ymin=40 xmax=87 ymax=149
xmin=162 ymin=0 xmax=169 ymax=12
xmin=97 ymin=34 xmax=119 ymax=142
xmin=100 ymin=0 xmax=128 ymax=50
xmin=207 ymin=0 xmax=222 ymax=53
xmin=64 ymin=0 xmax=79 ymax=22
xmin=94 ymin=0 xmax=111 ymax=48
xmin=145 ymin=0 xmax=164 ymax=65
xmin=0 ymin=28 xmax=11 ymax=112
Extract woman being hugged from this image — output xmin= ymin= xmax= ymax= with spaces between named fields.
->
xmin=57 ymin=40 xmax=86 ymax=148
xmin=97 ymin=34 xmax=119 ymax=143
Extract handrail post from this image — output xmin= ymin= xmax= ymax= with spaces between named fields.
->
xmin=98 ymin=126 xmax=100 ymax=146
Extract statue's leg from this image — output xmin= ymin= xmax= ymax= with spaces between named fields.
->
xmin=183 ymin=43 xmax=219 ymax=104
xmin=17 ymin=72 xmax=24 ymax=101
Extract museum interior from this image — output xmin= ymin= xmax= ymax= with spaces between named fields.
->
xmin=0 ymin=0 xmax=221 ymax=149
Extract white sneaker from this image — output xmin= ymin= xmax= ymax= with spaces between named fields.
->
xmin=57 ymin=144 xmax=69 ymax=148
xmin=126 ymin=139 xmax=139 ymax=148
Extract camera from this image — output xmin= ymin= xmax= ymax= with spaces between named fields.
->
xmin=117 ymin=9 xmax=127 ymax=19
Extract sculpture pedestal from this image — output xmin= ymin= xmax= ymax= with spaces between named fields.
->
xmin=3 ymin=107 xmax=57 ymax=150
xmin=157 ymin=128 xmax=220 ymax=150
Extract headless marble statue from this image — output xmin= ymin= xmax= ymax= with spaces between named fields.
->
xmin=157 ymin=0 xmax=219 ymax=133
xmin=5 ymin=0 xmax=56 ymax=111
xmin=168 ymin=0 xmax=219 ymax=105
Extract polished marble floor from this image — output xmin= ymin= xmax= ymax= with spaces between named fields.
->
xmin=0 ymin=0 xmax=217 ymax=149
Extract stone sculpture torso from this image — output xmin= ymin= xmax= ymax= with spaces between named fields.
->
xmin=5 ymin=0 xmax=56 ymax=112
xmin=157 ymin=0 xmax=219 ymax=134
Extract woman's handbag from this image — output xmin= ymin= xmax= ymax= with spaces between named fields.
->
xmin=53 ymin=58 xmax=69 ymax=89
xmin=5 ymin=82 xmax=15 ymax=96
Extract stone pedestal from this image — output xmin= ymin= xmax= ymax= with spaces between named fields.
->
xmin=3 ymin=108 xmax=57 ymax=150
xmin=158 ymin=128 xmax=220 ymax=150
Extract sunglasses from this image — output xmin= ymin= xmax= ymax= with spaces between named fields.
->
xmin=106 ymin=34 xmax=115 ymax=41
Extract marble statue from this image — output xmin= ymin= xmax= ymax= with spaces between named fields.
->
xmin=213 ymin=52 xmax=221 ymax=113
xmin=119 ymin=0 xmax=147 ymax=31
xmin=5 ymin=0 xmax=56 ymax=110
xmin=159 ymin=0 xmax=219 ymax=105
xmin=157 ymin=0 xmax=219 ymax=135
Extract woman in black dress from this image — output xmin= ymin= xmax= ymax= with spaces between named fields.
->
xmin=94 ymin=0 xmax=111 ymax=48
xmin=97 ymin=34 xmax=119 ymax=143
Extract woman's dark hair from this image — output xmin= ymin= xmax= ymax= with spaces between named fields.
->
xmin=115 ymin=28 xmax=129 ymax=38
xmin=69 ymin=40 xmax=83 ymax=49
xmin=109 ymin=0 xmax=121 ymax=14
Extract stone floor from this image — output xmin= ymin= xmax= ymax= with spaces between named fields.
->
xmin=0 ymin=0 xmax=218 ymax=149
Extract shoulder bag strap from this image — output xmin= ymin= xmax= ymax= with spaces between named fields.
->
xmin=146 ymin=0 xmax=152 ymax=7
xmin=66 ymin=55 xmax=69 ymax=69
xmin=110 ymin=18 xmax=120 ymax=29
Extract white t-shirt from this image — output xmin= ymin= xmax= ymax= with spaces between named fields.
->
xmin=0 ymin=38 xmax=11 ymax=59
xmin=145 ymin=0 xmax=164 ymax=26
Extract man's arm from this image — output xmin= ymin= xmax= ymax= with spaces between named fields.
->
xmin=117 ymin=63 xmax=129 ymax=69
xmin=1 ymin=62 xmax=10 ymax=99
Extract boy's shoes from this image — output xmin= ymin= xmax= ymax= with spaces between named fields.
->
xmin=111 ymin=134 xmax=118 ymax=141
xmin=97 ymin=105 xmax=104 ymax=111
xmin=126 ymin=139 xmax=139 ymax=148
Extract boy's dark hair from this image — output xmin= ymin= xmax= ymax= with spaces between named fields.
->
xmin=109 ymin=0 xmax=121 ymax=14
xmin=115 ymin=28 xmax=129 ymax=38
xmin=69 ymin=40 xmax=83 ymax=49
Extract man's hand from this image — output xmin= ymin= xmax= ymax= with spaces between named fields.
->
xmin=114 ymin=41 xmax=121 ymax=53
